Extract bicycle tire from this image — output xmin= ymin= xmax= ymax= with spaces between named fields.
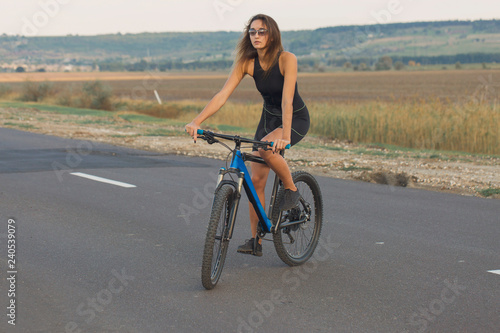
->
xmin=201 ymin=184 xmax=235 ymax=289
xmin=272 ymin=171 xmax=323 ymax=266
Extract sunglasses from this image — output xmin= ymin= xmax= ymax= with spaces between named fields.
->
xmin=248 ymin=28 xmax=269 ymax=37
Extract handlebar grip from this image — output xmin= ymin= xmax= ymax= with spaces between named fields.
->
xmin=197 ymin=129 xmax=204 ymax=135
xmin=270 ymin=142 xmax=291 ymax=149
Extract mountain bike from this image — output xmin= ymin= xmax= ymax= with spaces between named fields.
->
xmin=196 ymin=129 xmax=323 ymax=290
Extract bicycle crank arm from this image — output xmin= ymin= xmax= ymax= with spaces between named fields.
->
xmin=278 ymin=215 xmax=309 ymax=229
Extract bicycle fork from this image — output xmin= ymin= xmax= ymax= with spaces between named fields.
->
xmin=215 ymin=166 xmax=268 ymax=256
xmin=216 ymin=167 xmax=244 ymax=242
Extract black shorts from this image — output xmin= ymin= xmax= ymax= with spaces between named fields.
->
xmin=253 ymin=106 xmax=310 ymax=151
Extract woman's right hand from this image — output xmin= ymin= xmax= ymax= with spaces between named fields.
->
xmin=185 ymin=121 xmax=201 ymax=143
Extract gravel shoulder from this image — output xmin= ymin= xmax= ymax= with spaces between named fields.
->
xmin=2 ymin=106 xmax=498 ymax=198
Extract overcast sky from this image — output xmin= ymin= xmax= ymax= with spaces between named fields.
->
xmin=1 ymin=0 xmax=498 ymax=36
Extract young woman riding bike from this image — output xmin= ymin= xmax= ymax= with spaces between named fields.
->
xmin=185 ymin=14 xmax=310 ymax=256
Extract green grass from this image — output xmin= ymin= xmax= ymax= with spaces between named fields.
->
xmin=116 ymin=113 xmax=188 ymax=126
xmin=293 ymin=141 xmax=347 ymax=152
xmin=110 ymin=134 xmax=139 ymax=138
xmin=0 ymin=101 xmax=112 ymax=117
xmin=144 ymin=128 xmax=183 ymax=137
xmin=3 ymin=122 xmax=38 ymax=130
xmin=340 ymin=166 xmax=373 ymax=172
xmin=0 ymin=100 xmax=192 ymax=130
xmin=478 ymin=188 xmax=500 ymax=197
xmin=205 ymin=123 xmax=253 ymax=134
xmin=351 ymin=148 xmax=402 ymax=158
xmin=118 ymin=113 xmax=164 ymax=123
xmin=75 ymin=119 xmax=116 ymax=125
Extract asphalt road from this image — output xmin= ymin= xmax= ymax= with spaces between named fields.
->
xmin=0 ymin=127 xmax=499 ymax=333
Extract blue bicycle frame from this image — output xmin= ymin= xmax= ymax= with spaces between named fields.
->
xmin=228 ymin=150 xmax=274 ymax=233
xmin=197 ymin=129 xmax=288 ymax=235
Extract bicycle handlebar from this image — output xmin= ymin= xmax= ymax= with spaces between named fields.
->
xmin=196 ymin=129 xmax=290 ymax=149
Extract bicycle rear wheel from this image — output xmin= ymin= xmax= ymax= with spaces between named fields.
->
xmin=201 ymin=184 xmax=234 ymax=289
xmin=272 ymin=171 xmax=323 ymax=266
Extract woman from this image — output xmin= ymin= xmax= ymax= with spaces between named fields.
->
xmin=185 ymin=14 xmax=310 ymax=256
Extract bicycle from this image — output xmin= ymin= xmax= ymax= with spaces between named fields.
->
xmin=196 ymin=129 xmax=323 ymax=290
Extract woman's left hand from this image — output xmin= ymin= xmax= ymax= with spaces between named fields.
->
xmin=272 ymin=138 xmax=291 ymax=152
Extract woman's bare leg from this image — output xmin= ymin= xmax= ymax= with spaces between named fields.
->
xmin=248 ymin=128 xmax=297 ymax=242
xmin=248 ymin=156 xmax=270 ymax=243
xmin=258 ymin=128 xmax=297 ymax=191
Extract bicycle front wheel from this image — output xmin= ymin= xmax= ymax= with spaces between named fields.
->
xmin=201 ymin=184 xmax=234 ymax=290
xmin=272 ymin=171 xmax=323 ymax=266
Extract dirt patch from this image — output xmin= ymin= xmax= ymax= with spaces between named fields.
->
xmin=1 ymin=106 xmax=498 ymax=198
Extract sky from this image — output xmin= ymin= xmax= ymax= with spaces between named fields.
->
xmin=1 ymin=0 xmax=498 ymax=37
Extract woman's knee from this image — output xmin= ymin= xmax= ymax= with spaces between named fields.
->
xmin=257 ymin=147 xmax=273 ymax=161
xmin=251 ymin=172 xmax=267 ymax=190
xmin=251 ymin=165 xmax=269 ymax=189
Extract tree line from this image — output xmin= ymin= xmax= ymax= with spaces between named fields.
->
xmin=327 ymin=53 xmax=500 ymax=67
xmin=98 ymin=59 xmax=234 ymax=72
xmin=96 ymin=52 xmax=499 ymax=72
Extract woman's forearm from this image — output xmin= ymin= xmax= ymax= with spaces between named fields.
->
xmin=281 ymin=101 xmax=293 ymax=141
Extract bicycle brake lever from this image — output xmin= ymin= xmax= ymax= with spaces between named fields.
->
xmin=253 ymin=142 xmax=273 ymax=151
xmin=198 ymin=134 xmax=218 ymax=145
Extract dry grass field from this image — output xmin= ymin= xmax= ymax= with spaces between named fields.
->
xmin=0 ymin=69 xmax=499 ymax=154
xmin=0 ymin=69 xmax=498 ymax=103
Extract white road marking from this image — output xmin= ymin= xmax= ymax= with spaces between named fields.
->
xmin=70 ymin=172 xmax=136 ymax=188
xmin=375 ymin=242 xmax=384 ymax=245
xmin=488 ymin=270 xmax=500 ymax=276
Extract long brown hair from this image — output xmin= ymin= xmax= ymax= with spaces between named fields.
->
xmin=234 ymin=14 xmax=284 ymax=76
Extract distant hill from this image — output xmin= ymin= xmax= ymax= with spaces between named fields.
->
xmin=1 ymin=19 xmax=499 ymax=71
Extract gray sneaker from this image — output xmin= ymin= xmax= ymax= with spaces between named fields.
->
xmin=280 ymin=189 xmax=301 ymax=211
xmin=237 ymin=238 xmax=263 ymax=256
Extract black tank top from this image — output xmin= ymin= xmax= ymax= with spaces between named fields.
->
xmin=253 ymin=53 xmax=307 ymax=117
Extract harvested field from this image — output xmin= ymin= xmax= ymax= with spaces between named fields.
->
xmin=1 ymin=69 xmax=498 ymax=103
